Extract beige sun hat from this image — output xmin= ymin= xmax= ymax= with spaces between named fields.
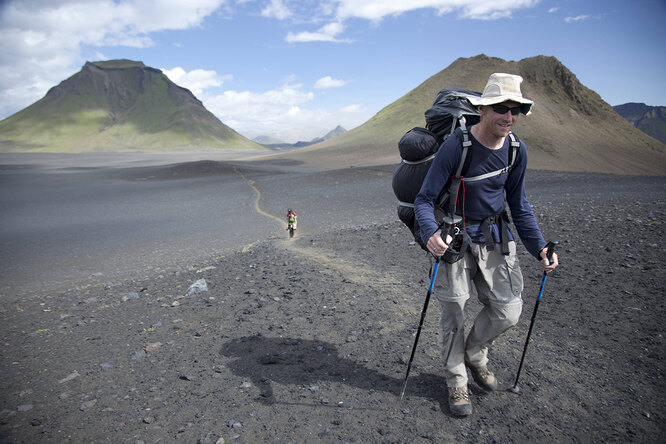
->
xmin=468 ymin=73 xmax=534 ymax=115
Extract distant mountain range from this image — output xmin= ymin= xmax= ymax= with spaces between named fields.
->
xmin=253 ymin=135 xmax=286 ymax=145
xmin=1 ymin=55 xmax=664 ymax=175
xmin=0 ymin=59 xmax=265 ymax=153
xmin=613 ymin=103 xmax=666 ymax=145
xmin=280 ymin=54 xmax=665 ymax=175
xmin=254 ymin=125 xmax=347 ymax=149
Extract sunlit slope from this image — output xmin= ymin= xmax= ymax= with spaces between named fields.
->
xmin=280 ymin=55 xmax=665 ymax=175
xmin=0 ymin=60 xmax=266 ymax=153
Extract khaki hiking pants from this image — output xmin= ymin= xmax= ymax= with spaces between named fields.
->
xmin=434 ymin=241 xmax=524 ymax=388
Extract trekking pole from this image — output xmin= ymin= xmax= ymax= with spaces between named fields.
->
xmin=509 ymin=240 xmax=558 ymax=394
xmin=400 ymin=257 xmax=440 ymax=400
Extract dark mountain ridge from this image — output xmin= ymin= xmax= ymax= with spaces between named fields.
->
xmin=613 ymin=103 xmax=666 ymax=144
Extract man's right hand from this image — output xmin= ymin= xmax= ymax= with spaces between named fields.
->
xmin=427 ymin=231 xmax=452 ymax=257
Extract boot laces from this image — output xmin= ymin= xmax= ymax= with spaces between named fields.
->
xmin=477 ymin=366 xmax=494 ymax=380
xmin=449 ymin=387 xmax=470 ymax=402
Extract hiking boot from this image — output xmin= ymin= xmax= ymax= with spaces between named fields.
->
xmin=465 ymin=360 xmax=498 ymax=391
xmin=448 ymin=386 xmax=472 ymax=416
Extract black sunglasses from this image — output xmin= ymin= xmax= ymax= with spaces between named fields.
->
xmin=491 ymin=104 xmax=521 ymax=116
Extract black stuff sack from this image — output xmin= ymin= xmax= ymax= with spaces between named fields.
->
xmin=392 ymin=128 xmax=441 ymax=248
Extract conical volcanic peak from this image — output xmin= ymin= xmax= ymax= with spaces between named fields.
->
xmin=0 ymin=59 xmax=265 ymax=153
xmin=88 ymin=59 xmax=146 ymax=69
xmin=285 ymin=54 xmax=664 ymax=175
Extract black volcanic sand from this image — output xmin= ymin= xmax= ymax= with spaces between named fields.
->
xmin=0 ymin=166 xmax=665 ymax=443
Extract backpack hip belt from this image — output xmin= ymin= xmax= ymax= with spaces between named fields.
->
xmin=465 ymin=212 xmax=511 ymax=254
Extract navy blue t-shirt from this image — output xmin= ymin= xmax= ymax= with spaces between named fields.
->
xmin=413 ymin=129 xmax=546 ymax=259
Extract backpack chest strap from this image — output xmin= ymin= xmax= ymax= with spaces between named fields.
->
xmin=463 ymin=133 xmax=519 ymax=183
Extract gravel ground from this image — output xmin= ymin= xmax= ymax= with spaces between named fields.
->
xmin=0 ymin=168 xmax=664 ymax=443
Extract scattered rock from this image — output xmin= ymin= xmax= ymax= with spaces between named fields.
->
xmin=79 ymin=399 xmax=97 ymax=411
xmin=122 ymin=291 xmax=140 ymax=302
xmin=58 ymin=371 xmax=80 ymax=384
xmin=143 ymin=342 xmax=162 ymax=353
xmin=131 ymin=350 xmax=147 ymax=361
xmin=186 ymin=279 xmax=208 ymax=295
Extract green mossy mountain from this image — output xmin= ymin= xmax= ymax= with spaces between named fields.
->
xmin=0 ymin=59 xmax=266 ymax=153
xmin=288 ymin=55 xmax=665 ymax=175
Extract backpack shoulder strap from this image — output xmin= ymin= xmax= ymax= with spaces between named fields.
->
xmin=452 ymin=121 xmax=472 ymax=178
xmin=446 ymin=124 xmax=471 ymax=215
xmin=507 ymin=132 xmax=519 ymax=168
xmin=433 ymin=117 xmax=471 ymax=217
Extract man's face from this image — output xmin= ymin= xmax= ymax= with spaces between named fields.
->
xmin=481 ymin=100 xmax=521 ymax=138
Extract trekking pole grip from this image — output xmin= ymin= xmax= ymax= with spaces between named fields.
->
xmin=546 ymin=239 xmax=559 ymax=263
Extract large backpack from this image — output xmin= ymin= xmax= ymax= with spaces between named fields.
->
xmin=392 ymin=88 xmax=519 ymax=249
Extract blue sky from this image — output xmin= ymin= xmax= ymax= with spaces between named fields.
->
xmin=1 ymin=0 xmax=664 ymax=142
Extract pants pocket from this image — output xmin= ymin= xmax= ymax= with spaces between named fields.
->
xmin=436 ymin=256 xmax=472 ymax=302
xmin=504 ymin=242 xmax=524 ymax=298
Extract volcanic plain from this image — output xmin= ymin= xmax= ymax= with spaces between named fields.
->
xmin=0 ymin=153 xmax=664 ymax=443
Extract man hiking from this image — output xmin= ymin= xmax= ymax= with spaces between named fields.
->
xmin=286 ymin=208 xmax=297 ymax=237
xmin=414 ymin=73 xmax=558 ymax=416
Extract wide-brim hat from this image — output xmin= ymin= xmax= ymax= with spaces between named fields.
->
xmin=468 ymin=73 xmax=533 ymax=115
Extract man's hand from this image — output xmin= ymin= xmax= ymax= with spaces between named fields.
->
xmin=539 ymin=246 xmax=559 ymax=273
xmin=427 ymin=231 xmax=452 ymax=257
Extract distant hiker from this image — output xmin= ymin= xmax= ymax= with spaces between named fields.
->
xmin=414 ymin=73 xmax=559 ymax=416
xmin=286 ymin=208 xmax=297 ymax=237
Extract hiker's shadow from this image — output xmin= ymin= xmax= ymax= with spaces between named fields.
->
xmin=220 ymin=334 xmax=444 ymax=405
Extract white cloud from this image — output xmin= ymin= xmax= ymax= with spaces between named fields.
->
xmin=548 ymin=7 xmax=559 ymax=13
xmin=314 ymin=76 xmax=348 ymax=89
xmin=334 ymin=0 xmax=539 ymax=21
xmin=203 ymin=82 xmax=314 ymax=135
xmin=162 ymin=67 xmax=231 ymax=96
xmin=261 ymin=0 xmax=292 ymax=20
xmin=202 ymin=82 xmax=368 ymax=142
xmin=280 ymin=1 xmax=540 ymax=43
xmin=565 ymin=14 xmax=591 ymax=23
xmin=340 ymin=104 xmax=362 ymax=113
xmin=0 ymin=0 xmax=226 ymax=119
xmin=286 ymin=22 xmax=349 ymax=43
